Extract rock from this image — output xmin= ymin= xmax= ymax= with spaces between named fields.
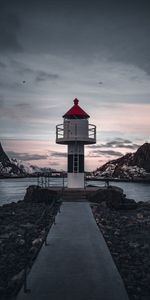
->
xmin=8 ymin=269 xmax=25 ymax=292
xmin=89 ymin=186 xmax=137 ymax=210
xmin=0 ymin=286 xmax=5 ymax=296
xmin=121 ymin=198 xmax=137 ymax=210
xmin=114 ymin=230 xmax=120 ymax=236
xmin=0 ymin=191 xmax=61 ymax=299
xmin=91 ymin=198 xmax=150 ymax=300
xmin=11 ymin=269 xmax=24 ymax=282
xmin=17 ymin=239 xmax=25 ymax=246
xmin=129 ymin=242 xmax=140 ymax=248
xmin=24 ymin=185 xmax=58 ymax=204
xmin=21 ymin=223 xmax=34 ymax=229
xmin=137 ymin=213 xmax=144 ymax=219
xmin=32 ymin=238 xmax=42 ymax=246
xmin=0 ymin=233 xmax=11 ymax=239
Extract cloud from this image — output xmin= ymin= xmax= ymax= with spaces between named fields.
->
xmin=0 ymin=5 xmax=22 ymax=52
xmin=0 ymin=101 xmax=33 ymax=120
xmin=1 ymin=0 xmax=150 ymax=75
xmin=88 ymin=149 xmax=123 ymax=157
xmin=35 ymin=71 xmax=59 ymax=82
xmin=88 ymin=138 xmax=139 ymax=150
xmin=14 ymin=103 xmax=31 ymax=109
xmin=47 ymin=160 xmax=60 ymax=166
xmin=0 ymin=96 xmax=4 ymax=107
xmin=6 ymin=151 xmax=48 ymax=161
xmin=10 ymin=60 xmax=34 ymax=74
xmin=49 ymin=151 xmax=67 ymax=157
xmin=0 ymin=62 xmax=6 ymax=68
xmin=10 ymin=60 xmax=59 ymax=82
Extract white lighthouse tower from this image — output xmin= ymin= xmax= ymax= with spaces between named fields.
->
xmin=56 ymin=98 xmax=96 ymax=188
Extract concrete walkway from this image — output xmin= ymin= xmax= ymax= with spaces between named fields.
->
xmin=17 ymin=202 xmax=129 ymax=300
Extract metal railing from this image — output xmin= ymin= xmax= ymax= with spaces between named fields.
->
xmin=88 ymin=124 xmax=96 ymax=140
xmin=56 ymin=123 xmax=64 ymax=139
xmin=56 ymin=123 xmax=96 ymax=142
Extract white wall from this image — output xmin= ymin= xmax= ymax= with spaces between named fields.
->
xmin=68 ymin=173 xmax=85 ymax=188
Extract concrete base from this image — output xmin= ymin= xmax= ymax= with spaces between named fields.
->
xmin=68 ymin=173 xmax=84 ymax=188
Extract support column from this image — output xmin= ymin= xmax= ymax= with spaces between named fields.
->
xmin=67 ymin=143 xmax=84 ymax=188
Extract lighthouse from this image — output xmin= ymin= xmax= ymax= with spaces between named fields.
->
xmin=56 ymin=98 xmax=96 ymax=188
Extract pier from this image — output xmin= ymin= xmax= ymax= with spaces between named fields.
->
xmin=16 ymin=191 xmax=129 ymax=300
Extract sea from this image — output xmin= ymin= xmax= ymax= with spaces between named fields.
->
xmin=0 ymin=177 xmax=150 ymax=206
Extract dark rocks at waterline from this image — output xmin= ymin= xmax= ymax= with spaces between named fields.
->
xmin=88 ymin=186 xmax=137 ymax=210
xmin=0 ymin=189 xmax=61 ymax=299
xmin=24 ymin=185 xmax=59 ymax=203
xmin=92 ymin=200 xmax=150 ymax=300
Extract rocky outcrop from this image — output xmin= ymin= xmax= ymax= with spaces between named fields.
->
xmin=24 ymin=185 xmax=59 ymax=204
xmin=89 ymin=186 xmax=137 ymax=210
xmin=0 ymin=143 xmax=10 ymax=166
xmin=95 ymin=143 xmax=150 ymax=179
xmin=132 ymin=143 xmax=150 ymax=172
xmin=0 ymin=143 xmax=25 ymax=176
xmin=0 ymin=188 xmax=61 ymax=299
xmin=92 ymin=200 xmax=150 ymax=300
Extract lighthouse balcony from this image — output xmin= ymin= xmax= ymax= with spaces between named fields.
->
xmin=56 ymin=123 xmax=96 ymax=144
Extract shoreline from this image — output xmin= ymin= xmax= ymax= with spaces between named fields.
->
xmin=0 ymin=185 xmax=150 ymax=300
xmin=0 ymin=175 xmax=150 ymax=183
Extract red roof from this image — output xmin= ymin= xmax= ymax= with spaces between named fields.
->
xmin=63 ymin=98 xmax=90 ymax=118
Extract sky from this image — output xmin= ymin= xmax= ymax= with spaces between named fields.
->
xmin=0 ymin=0 xmax=150 ymax=171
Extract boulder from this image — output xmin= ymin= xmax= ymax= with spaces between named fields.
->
xmin=24 ymin=185 xmax=58 ymax=204
xmin=89 ymin=186 xmax=137 ymax=210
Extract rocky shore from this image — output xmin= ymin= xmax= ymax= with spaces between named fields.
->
xmin=1 ymin=184 xmax=150 ymax=300
xmin=0 ymin=186 xmax=61 ymax=300
xmin=90 ymin=187 xmax=150 ymax=300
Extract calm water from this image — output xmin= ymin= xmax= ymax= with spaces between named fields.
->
xmin=0 ymin=178 xmax=150 ymax=206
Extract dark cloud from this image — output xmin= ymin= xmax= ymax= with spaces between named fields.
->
xmin=6 ymin=151 xmax=48 ymax=161
xmin=49 ymin=151 xmax=67 ymax=157
xmin=115 ymin=144 xmax=139 ymax=149
xmin=88 ymin=150 xmax=123 ymax=157
xmin=10 ymin=60 xmax=33 ymax=74
xmin=0 ymin=101 xmax=32 ymax=120
xmin=1 ymin=0 xmax=150 ymax=73
xmin=35 ymin=71 xmax=59 ymax=82
xmin=0 ymin=4 xmax=22 ymax=52
xmin=88 ymin=138 xmax=139 ymax=150
xmin=0 ymin=62 xmax=6 ymax=68
xmin=14 ymin=103 xmax=31 ymax=109
xmin=0 ymin=96 xmax=4 ymax=107
xmin=10 ymin=60 xmax=59 ymax=82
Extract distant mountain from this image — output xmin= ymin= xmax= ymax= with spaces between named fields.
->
xmin=10 ymin=158 xmax=35 ymax=174
xmin=0 ymin=143 xmax=10 ymax=167
xmin=131 ymin=143 xmax=150 ymax=172
xmin=0 ymin=143 xmax=25 ymax=176
xmin=94 ymin=143 xmax=150 ymax=180
xmin=11 ymin=159 xmax=54 ymax=174
xmin=0 ymin=142 xmax=55 ymax=177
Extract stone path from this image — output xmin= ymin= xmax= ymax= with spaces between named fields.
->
xmin=16 ymin=202 xmax=129 ymax=300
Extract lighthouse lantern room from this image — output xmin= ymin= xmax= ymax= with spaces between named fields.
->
xmin=56 ymin=98 xmax=96 ymax=188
